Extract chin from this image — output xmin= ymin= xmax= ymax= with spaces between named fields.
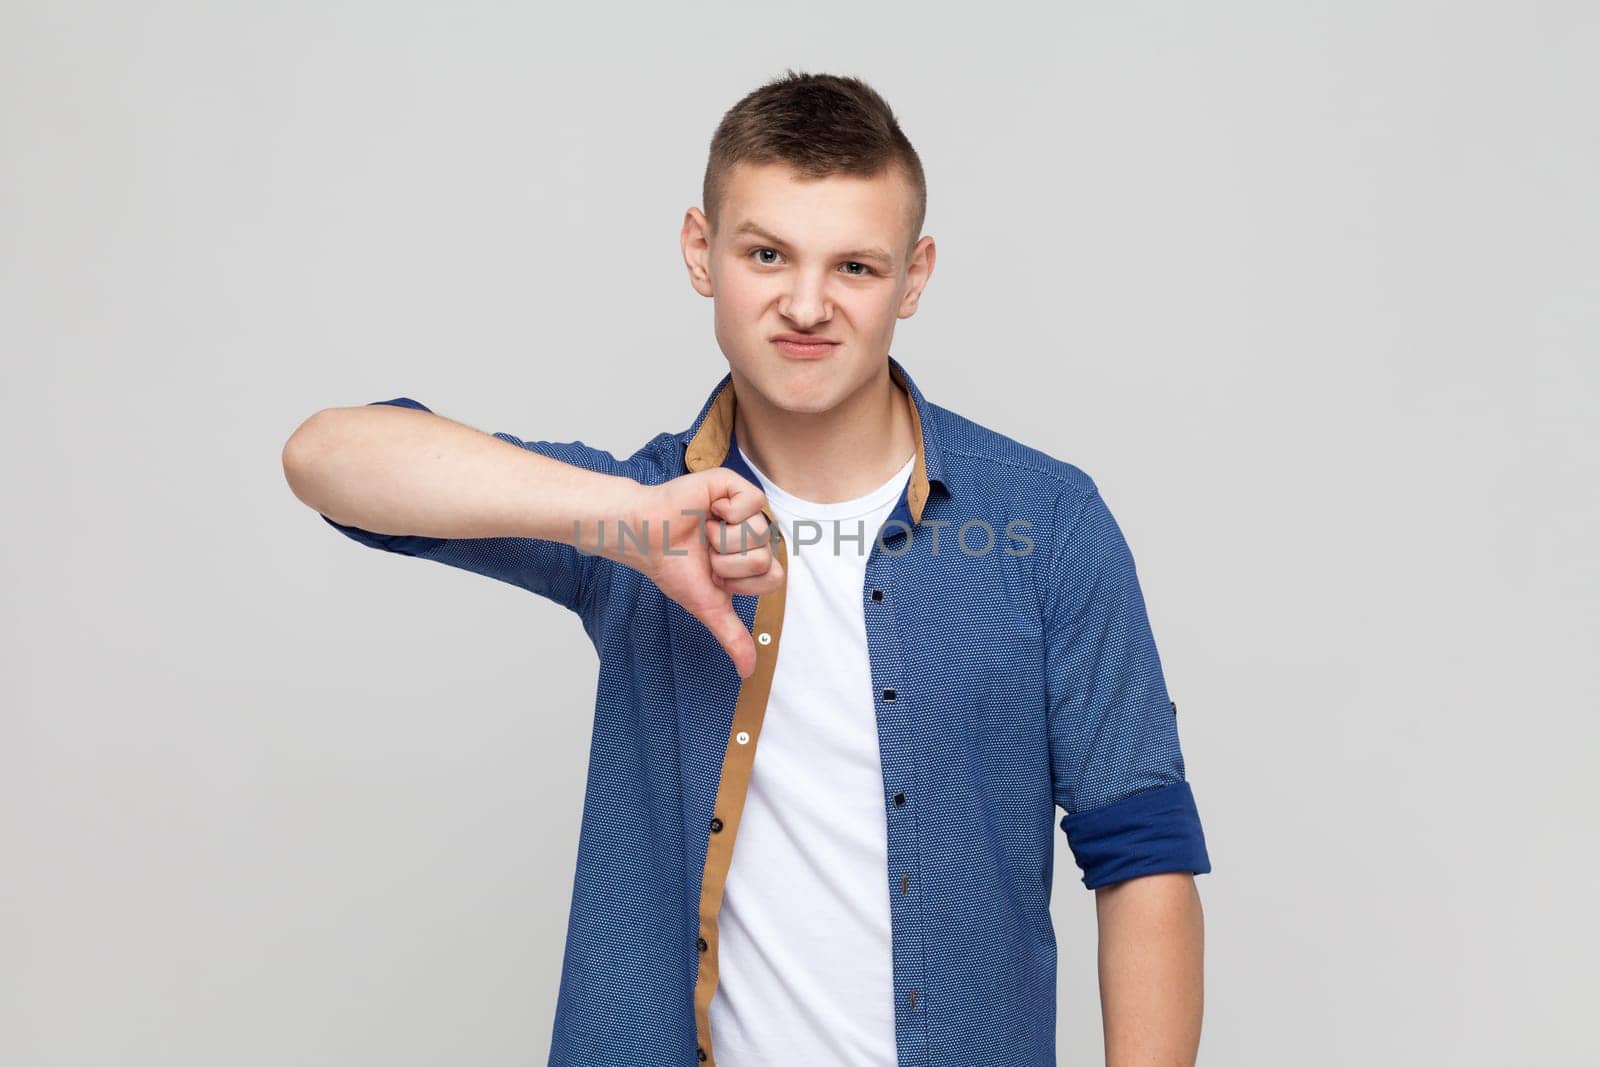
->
xmin=760 ymin=378 xmax=832 ymax=413
xmin=745 ymin=363 xmax=841 ymax=415
xmin=774 ymin=391 xmax=839 ymax=416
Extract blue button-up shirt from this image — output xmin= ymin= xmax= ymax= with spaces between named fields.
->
xmin=321 ymin=355 xmax=1211 ymax=1066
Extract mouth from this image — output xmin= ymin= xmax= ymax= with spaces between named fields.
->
xmin=770 ymin=334 xmax=840 ymax=359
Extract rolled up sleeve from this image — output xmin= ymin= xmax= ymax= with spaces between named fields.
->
xmin=1043 ymin=481 xmax=1211 ymax=890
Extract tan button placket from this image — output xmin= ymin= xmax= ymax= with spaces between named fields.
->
xmin=690 ymin=506 xmax=787 ymax=1067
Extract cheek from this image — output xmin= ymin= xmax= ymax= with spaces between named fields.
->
xmin=714 ymin=273 xmax=772 ymax=323
xmin=841 ymin=288 xmax=899 ymax=332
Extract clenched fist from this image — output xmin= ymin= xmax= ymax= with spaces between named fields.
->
xmin=602 ymin=468 xmax=785 ymax=679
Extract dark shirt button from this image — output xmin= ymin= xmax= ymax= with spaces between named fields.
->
xmin=696 ymin=936 xmax=708 ymax=953
xmin=1171 ymin=699 xmax=1178 ymax=715
xmin=697 ymin=1047 xmax=707 ymax=1061
xmin=882 ymin=688 xmax=896 ymax=702
xmin=709 ymin=817 xmax=723 ymax=833
xmin=893 ymin=791 xmax=906 ymax=807
xmin=907 ymin=988 xmax=917 ymax=1009
xmin=871 ymin=588 xmax=884 ymax=602
xmin=901 ymin=873 xmax=909 ymax=895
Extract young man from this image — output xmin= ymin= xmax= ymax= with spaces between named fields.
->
xmin=284 ymin=71 xmax=1211 ymax=1067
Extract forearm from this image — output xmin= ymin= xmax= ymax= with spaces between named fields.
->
xmin=1095 ymin=872 xmax=1205 ymax=1066
xmin=282 ymin=404 xmax=639 ymax=550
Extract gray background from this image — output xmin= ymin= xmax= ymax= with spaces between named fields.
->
xmin=3 ymin=2 xmax=1594 ymax=1063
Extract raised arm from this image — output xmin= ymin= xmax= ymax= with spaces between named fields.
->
xmin=281 ymin=400 xmax=638 ymax=551
xmin=282 ymin=398 xmax=784 ymax=675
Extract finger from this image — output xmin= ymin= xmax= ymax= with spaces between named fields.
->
xmin=716 ymin=574 xmax=781 ymax=597
xmin=717 ymin=558 xmax=785 ymax=597
xmin=704 ymin=514 xmax=772 ymax=555
xmin=706 ymin=508 xmax=770 ymax=539
xmin=709 ymin=470 xmax=769 ymax=526
xmin=710 ymin=546 xmax=773 ymax=579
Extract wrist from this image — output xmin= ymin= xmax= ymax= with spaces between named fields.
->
xmin=577 ymin=477 xmax=659 ymax=571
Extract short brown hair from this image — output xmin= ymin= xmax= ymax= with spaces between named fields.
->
xmin=702 ymin=70 xmax=927 ymax=252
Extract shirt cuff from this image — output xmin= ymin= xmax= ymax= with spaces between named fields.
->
xmin=1061 ymin=780 xmax=1212 ymax=890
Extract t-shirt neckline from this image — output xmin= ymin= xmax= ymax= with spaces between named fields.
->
xmin=737 ymin=443 xmax=915 ymax=521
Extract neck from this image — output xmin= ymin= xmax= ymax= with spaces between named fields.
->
xmin=730 ymin=363 xmax=916 ymax=504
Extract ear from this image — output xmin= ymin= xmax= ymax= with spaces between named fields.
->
xmin=681 ymin=207 xmax=715 ymax=298
xmin=896 ymin=234 xmax=937 ymax=319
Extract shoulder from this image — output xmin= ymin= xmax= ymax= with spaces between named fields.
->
xmin=921 ymin=401 xmax=1127 ymax=619
xmin=925 ymin=399 xmax=1102 ymax=517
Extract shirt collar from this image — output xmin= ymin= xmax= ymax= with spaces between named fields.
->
xmin=681 ymin=355 xmax=950 ymax=525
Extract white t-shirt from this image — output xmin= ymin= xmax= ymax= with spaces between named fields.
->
xmin=708 ymin=444 xmax=917 ymax=1067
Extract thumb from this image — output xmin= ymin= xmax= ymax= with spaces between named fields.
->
xmin=694 ymin=596 xmax=755 ymax=680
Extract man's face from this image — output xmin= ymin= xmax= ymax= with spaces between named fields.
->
xmin=681 ymin=161 xmax=935 ymax=416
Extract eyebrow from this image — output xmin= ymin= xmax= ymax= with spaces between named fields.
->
xmin=733 ymin=220 xmax=896 ymax=268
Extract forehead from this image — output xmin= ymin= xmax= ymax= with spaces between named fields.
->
xmin=719 ymin=161 xmax=915 ymax=249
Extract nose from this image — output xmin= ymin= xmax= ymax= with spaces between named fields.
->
xmin=777 ymin=269 xmax=833 ymax=330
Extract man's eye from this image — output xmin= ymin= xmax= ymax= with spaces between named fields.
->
xmin=749 ymin=249 xmax=873 ymax=275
